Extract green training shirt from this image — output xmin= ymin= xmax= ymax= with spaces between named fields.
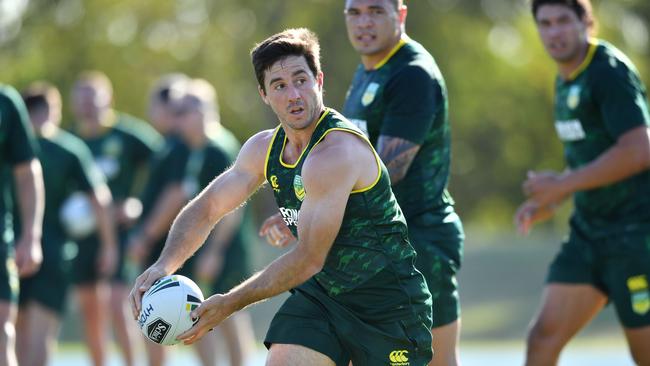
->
xmin=265 ymin=108 xmax=431 ymax=322
xmin=75 ymin=112 xmax=160 ymax=202
xmin=0 ymin=85 xmax=38 ymax=248
xmin=343 ymin=37 xmax=455 ymax=219
xmin=19 ymin=130 xmax=104 ymax=250
xmin=553 ymin=40 xmax=650 ymax=235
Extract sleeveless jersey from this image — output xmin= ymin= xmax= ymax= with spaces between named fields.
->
xmin=265 ymin=108 xmax=431 ymax=322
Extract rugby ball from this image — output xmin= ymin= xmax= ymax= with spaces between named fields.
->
xmin=59 ymin=192 xmax=96 ymax=239
xmin=137 ymin=275 xmax=204 ymax=346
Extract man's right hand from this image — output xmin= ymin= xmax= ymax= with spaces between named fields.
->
xmin=514 ymin=200 xmax=556 ymax=236
xmin=259 ymin=213 xmax=295 ymax=248
xmin=128 ymin=265 xmax=168 ymax=319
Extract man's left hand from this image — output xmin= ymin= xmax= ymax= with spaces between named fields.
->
xmin=523 ymin=170 xmax=572 ymax=207
xmin=176 ymin=293 xmax=236 ymax=345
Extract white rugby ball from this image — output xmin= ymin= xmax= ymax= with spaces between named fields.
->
xmin=137 ymin=275 xmax=204 ymax=346
xmin=59 ymin=192 xmax=96 ymax=239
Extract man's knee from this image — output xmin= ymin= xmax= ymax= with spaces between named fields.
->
xmin=526 ymin=318 xmax=564 ymax=353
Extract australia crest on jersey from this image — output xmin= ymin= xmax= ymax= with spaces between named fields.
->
xmin=628 ymin=275 xmax=650 ymax=315
xmin=293 ymin=175 xmax=305 ymax=201
xmin=567 ymin=85 xmax=581 ymax=109
xmin=361 ymin=82 xmax=380 ymax=106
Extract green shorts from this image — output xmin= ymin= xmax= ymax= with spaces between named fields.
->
xmin=0 ymin=244 xmax=18 ymax=304
xmin=19 ymin=242 xmax=71 ymax=315
xmin=547 ymin=220 xmax=650 ymax=328
xmin=264 ymin=279 xmax=433 ymax=366
xmin=71 ymin=230 xmax=129 ymax=285
xmin=407 ymin=211 xmax=464 ymax=327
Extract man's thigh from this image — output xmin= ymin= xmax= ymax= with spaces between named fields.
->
xmin=267 ymin=343 xmax=336 ymax=366
xmin=408 ymin=214 xmax=463 ymax=328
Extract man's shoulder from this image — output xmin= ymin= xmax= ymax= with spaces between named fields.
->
xmin=48 ymin=129 xmax=93 ymax=159
xmin=589 ymin=40 xmax=640 ymax=78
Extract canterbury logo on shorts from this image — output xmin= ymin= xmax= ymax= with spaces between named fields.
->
xmin=389 ymin=349 xmax=409 ymax=365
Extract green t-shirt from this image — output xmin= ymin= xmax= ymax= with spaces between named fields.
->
xmin=0 ymin=84 xmax=38 ymax=247
xmin=343 ymin=37 xmax=455 ymax=220
xmin=75 ymin=112 xmax=160 ymax=202
xmin=554 ymin=40 xmax=650 ymax=235
xmin=265 ymin=108 xmax=431 ymax=322
xmin=26 ymin=130 xmax=104 ymax=250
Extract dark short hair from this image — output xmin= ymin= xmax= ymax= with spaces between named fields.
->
xmin=22 ymin=82 xmax=61 ymax=114
xmin=531 ymin=0 xmax=595 ymax=29
xmin=250 ymin=28 xmax=321 ymax=93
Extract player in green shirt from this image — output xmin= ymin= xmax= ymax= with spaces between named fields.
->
xmin=127 ymin=73 xmax=192 ymax=366
xmin=16 ymin=82 xmax=117 ymax=366
xmin=0 ymin=84 xmax=44 ymax=366
xmin=130 ymin=28 xmax=433 ymax=365
xmin=70 ymin=71 xmax=161 ymax=366
xmin=515 ymin=1 xmax=650 ymax=365
xmin=262 ymin=3 xmax=464 ymax=365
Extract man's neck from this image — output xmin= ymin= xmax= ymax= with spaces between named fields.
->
xmin=558 ymin=40 xmax=590 ymax=80
xmin=282 ymin=108 xmax=326 ymax=163
xmin=78 ymin=110 xmax=115 ymax=138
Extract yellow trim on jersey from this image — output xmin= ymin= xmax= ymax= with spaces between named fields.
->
xmin=263 ymin=126 xmax=282 ymax=181
xmin=567 ymin=39 xmax=598 ymax=81
xmin=311 ymin=128 xmax=382 ymax=194
xmin=373 ymin=35 xmax=409 ymax=70
xmin=279 ymin=109 xmax=330 ymax=169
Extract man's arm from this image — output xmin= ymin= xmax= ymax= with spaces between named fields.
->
xmin=376 ymin=136 xmax=420 ymax=184
xmin=128 ymin=131 xmax=271 ymax=317
xmin=89 ymin=184 xmax=118 ymax=277
xmin=13 ymin=159 xmax=45 ymax=277
xmin=524 ymin=126 xmax=650 ymax=207
xmin=127 ymin=184 xmax=187 ymax=264
xmin=177 ymin=132 xmax=371 ymax=345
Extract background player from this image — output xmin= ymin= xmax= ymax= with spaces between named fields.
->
xmin=70 ymin=71 xmax=161 ymax=366
xmin=16 ymin=82 xmax=117 ymax=366
xmin=0 ymin=84 xmax=45 ymax=366
xmin=515 ymin=1 xmax=650 ymax=365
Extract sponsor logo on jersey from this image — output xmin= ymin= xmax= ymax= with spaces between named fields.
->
xmin=349 ymin=118 xmax=369 ymax=137
xmin=389 ymin=350 xmax=409 ymax=366
xmin=361 ymin=82 xmax=379 ymax=106
xmin=554 ymin=119 xmax=586 ymax=141
xmin=293 ymin=175 xmax=305 ymax=201
xmin=628 ymin=275 xmax=650 ymax=315
xmin=147 ymin=318 xmax=171 ymax=344
xmin=269 ymin=175 xmax=280 ymax=192
xmin=279 ymin=207 xmax=299 ymax=227
xmin=567 ymin=85 xmax=581 ymax=109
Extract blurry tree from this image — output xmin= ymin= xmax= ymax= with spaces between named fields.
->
xmin=1 ymin=0 xmax=648 ymax=230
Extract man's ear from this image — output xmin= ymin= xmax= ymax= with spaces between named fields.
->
xmin=399 ymin=4 xmax=407 ymax=25
xmin=316 ymin=72 xmax=324 ymax=90
xmin=258 ymin=85 xmax=269 ymax=105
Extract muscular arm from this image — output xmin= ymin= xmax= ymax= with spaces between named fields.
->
xmin=177 ymin=132 xmax=372 ymax=344
xmin=524 ymin=126 xmax=650 ymax=206
xmin=13 ymin=159 xmax=45 ymax=276
xmin=376 ymin=135 xmax=420 ymax=185
xmin=562 ymin=126 xmax=650 ymax=192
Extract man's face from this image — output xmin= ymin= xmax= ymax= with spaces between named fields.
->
xmin=172 ymin=96 xmax=203 ymax=141
xmin=71 ymin=83 xmax=111 ymax=123
xmin=535 ymin=4 xmax=589 ymax=63
xmin=149 ymin=100 xmax=176 ymax=136
xmin=344 ymin=0 xmax=403 ymax=57
xmin=259 ymin=55 xmax=324 ymax=131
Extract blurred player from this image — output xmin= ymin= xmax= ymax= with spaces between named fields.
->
xmin=70 ymin=71 xmax=161 ymax=366
xmin=16 ymin=82 xmax=117 ymax=366
xmin=128 ymin=73 xmax=191 ymax=366
xmin=130 ymin=28 xmax=434 ymax=365
xmin=515 ymin=1 xmax=650 ymax=365
xmin=0 ymin=84 xmax=44 ymax=366
xmin=174 ymin=79 xmax=256 ymax=366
